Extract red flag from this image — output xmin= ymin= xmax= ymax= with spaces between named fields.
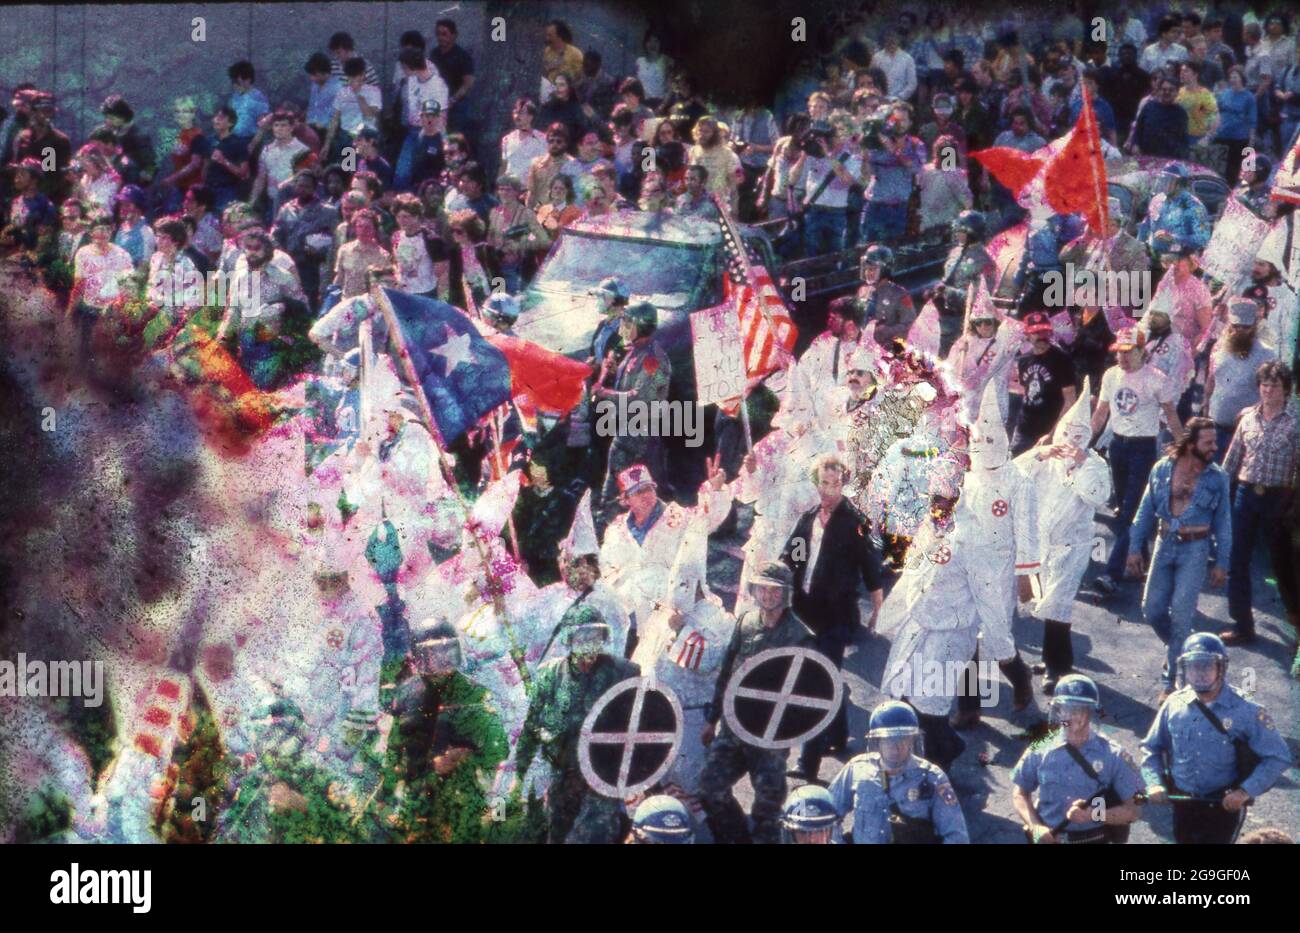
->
xmin=969 ymin=147 xmax=1045 ymax=197
xmin=485 ymin=334 xmax=593 ymax=414
xmin=1043 ymin=85 xmax=1110 ymax=234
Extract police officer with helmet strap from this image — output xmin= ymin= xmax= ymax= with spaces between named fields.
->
xmin=826 ymin=700 xmax=969 ymax=844
xmin=1139 ymin=633 xmax=1291 ymax=844
xmin=1011 ymin=674 xmax=1142 ymax=844
xmin=780 ymin=784 xmax=837 ymax=844
xmin=628 ymin=795 xmax=696 ymax=844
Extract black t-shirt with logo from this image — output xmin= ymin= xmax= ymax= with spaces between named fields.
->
xmin=1017 ymin=344 xmax=1075 ymax=440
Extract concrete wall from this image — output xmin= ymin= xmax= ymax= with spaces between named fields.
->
xmin=0 ymin=2 xmax=649 ymax=176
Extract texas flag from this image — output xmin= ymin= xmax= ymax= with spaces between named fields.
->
xmin=377 ymin=288 xmax=512 ymax=445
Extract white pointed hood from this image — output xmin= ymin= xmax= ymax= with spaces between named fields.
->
xmin=467 ymin=470 xmax=521 ymax=540
xmin=968 ymin=380 xmax=1009 ymax=470
xmin=561 ymin=489 xmax=599 ymax=558
xmin=1054 ymin=376 xmax=1093 ymax=447
xmin=664 ymin=513 xmax=709 ymax=612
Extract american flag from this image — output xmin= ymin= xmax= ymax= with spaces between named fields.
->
xmin=714 ymin=197 xmax=797 ymax=379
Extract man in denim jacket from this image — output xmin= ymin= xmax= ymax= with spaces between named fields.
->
xmin=1127 ymin=418 xmax=1233 ymax=699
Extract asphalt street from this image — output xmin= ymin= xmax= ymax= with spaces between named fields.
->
xmin=707 ymin=503 xmax=1300 ymax=843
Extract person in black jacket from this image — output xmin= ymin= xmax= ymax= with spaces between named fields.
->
xmin=782 ymin=453 xmax=884 ymax=782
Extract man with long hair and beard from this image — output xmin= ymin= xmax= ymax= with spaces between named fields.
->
xmin=1126 ymin=417 xmax=1233 ymax=701
xmin=1204 ymin=298 xmax=1277 ymax=459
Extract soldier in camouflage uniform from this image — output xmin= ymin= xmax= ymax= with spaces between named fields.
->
xmin=697 ymin=562 xmax=816 ymax=844
xmin=515 ymin=605 xmax=641 ymax=844
xmin=384 ymin=619 xmax=510 ymax=843
xmin=936 ymin=211 xmax=995 ymax=356
xmin=595 ymin=301 xmax=672 ymax=518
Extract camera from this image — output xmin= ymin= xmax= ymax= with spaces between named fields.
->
xmin=798 ymin=130 xmax=830 ymax=158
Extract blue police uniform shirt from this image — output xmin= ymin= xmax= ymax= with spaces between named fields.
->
xmin=1138 ymin=189 xmax=1212 ymax=252
xmin=1011 ymin=729 xmax=1142 ymax=831
xmin=827 ymin=753 xmax=969 ymax=844
xmin=1139 ymin=685 xmax=1291 ymax=800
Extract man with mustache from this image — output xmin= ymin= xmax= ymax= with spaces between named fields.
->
xmin=1204 ymin=299 xmax=1276 ymax=458
xmin=1126 ymin=417 xmax=1233 ymax=700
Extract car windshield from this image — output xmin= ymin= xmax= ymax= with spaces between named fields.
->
xmin=532 ymin=233 xmax=713 ymax=309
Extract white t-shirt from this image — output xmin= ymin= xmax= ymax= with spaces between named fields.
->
xmin=403 ymin=66 xmax=450 ymax=128
xmin=796 ymin=152 xmax=862 ymax=209
xmin=260 ymin=138 xmax=310 ymax=189
xmin=636 ymin=56 xmax=670 ymax=100
xmin=1100 ymin=364 xmax=1173 ymax=438
xmin=501 ymin=129 xmax=548 ymax=182
xmin=333 ymin=84 xmax=382 ymax=135
xmin=73 ymin=243 xmax=135 ymax=308
xmin=392 ymin=230 xmax=439 ymax=294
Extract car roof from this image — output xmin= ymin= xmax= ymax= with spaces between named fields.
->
xmin=562 ymin=209 xmax=754 ymax=246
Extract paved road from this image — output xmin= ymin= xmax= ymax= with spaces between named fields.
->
xmin=706 ymin=504 xmax=1300 ymax=843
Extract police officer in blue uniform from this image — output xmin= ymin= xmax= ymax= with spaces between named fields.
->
xmin=826 ymin=701 xmax=969 ymax=844
xmin=1011 ymin=674 xmax=1143 ymax=844
xmin=1139 ymin=633 xmax=1292 ymax=844
xmin=780 ymin=785 xmax=837 ymax=844
xmin=628 ymin=795 xmax=696 ymax=844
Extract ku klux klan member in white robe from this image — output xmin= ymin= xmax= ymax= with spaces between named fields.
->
xmin=731 ymin=361 xmax=826 ymax=615
xmin=945 ymin=280 xmax=1023 ymax=425
xmin=599 ymin=459 xmax=732 ymax=654
xmin=523 ymin=489 xmax=632 ymax=667
xmin=947 ymin=381 xmax=1040 ymax=727
xmin=632 ymin=513 xmax=735 ymax=809
xmin=1013 ymin=378 xmax=1111 ymax=693
xmin=878 ymin=461 xmax=978 ymax=774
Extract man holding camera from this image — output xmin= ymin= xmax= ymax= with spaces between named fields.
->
xmin=788 ymin=120 xmax=866 ymax=258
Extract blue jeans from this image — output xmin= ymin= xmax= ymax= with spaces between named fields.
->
xmin=1228 ymin=484 xmax=1283 ymax=634
xmin=1104 ymin=434 xmax=1159 ymax=578
xmin=1142 ymin=534 xmax=1212 ymax=689
xmin=862 ymin=200 xmax=908 ymax=242
xmin=802 ymin=207 xmax=846 ymax=257
xmin=394 ymin=127 xmax=422 ymax=192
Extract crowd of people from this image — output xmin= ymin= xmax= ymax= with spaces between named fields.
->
xmin=0 ymin=3 xmax=1297 ymax=846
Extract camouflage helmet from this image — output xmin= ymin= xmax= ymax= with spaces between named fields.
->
xmin=560 ymin=603 xmax=611 ymax=647
xmin=751 ymin=560 xmax=794 ymax=590
xmin=952 ymin=210 xmax=986 ymax=241
xmin=862 ymin=244 xmax=895 ymax=274
xmin=621 ymin=301 xmax=658 ymax=337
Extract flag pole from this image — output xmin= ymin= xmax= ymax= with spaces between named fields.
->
xmin=714 ymin=194 xmax=783 ymax=451
xmin=463 ymin=273 xmax=525 ymax=564
xmin=370 ymin=284 xmax=532 ymax=687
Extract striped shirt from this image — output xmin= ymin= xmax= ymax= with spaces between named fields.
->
xmin=1224 ymin=404 xmax=1300 ymax=488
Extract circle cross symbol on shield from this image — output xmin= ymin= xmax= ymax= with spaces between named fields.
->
xmin=579 ymin=677 xmax=683 ymax=798
xmin=723 ymin=646 xmax=842 ymax=750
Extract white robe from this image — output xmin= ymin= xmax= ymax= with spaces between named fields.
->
xmin=522 ymin=579 xmax=633 ymax=668
xmin=954 ymin=461 xmax=1040 ymax=661
xmin=632 ymin=595 xmax=735 ymax=795
xmin=599 ymin=484 xmax=733 ymax=628
xmin=880 ymin=519 xmax=982 ymax=716
xmin=946 ymin=321 xmax=1022 ymax=424
xmin=1014 ymin=447 xmax=1111 ymax=623
xmin=730 ymin=428 xmax=824 ymax=613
